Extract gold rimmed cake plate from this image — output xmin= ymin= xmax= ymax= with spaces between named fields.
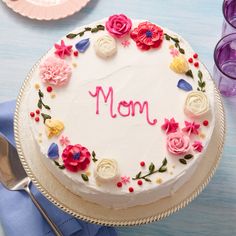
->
xmin=14 ymin=61 xmax=225 ymax=226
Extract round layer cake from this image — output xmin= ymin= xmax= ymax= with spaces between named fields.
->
xmin=25 ymin=14 xmax=215 ymax=209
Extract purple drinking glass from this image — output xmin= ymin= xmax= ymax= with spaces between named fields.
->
xmin=222 ymin=0 xmax=236 ymax=36
xmin=213 ymin=33 xmax=236 ymax=96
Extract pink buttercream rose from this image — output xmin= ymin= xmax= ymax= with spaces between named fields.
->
xmin=105 ymin=14 xmax=132 ymax=38
xmin=62 ymin=144 xmax=91 ymax=172
xmin=39 ymin=56 xmax=72 ymax=87
xmin=167 ymin=132 xmax=190 ymax=155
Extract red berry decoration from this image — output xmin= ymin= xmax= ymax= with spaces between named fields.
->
xmin=140 ymin=161 xmax=145 ymax=167
xmin=74 ymin=51 xmax=79 ymax=57
xmin=193 ymin=53 xmax=198 ymax=59
xmin=129 ymin=187 xmax=134 ymax=193
xmin=137 ymin=180 xmax=143 ymax=186
xmin=36 ymin=109 xmax=40 ymax=115
xmin=203 ymin=120 xmax=209 ymax=126
xmin=188 ymin=58 xmax=193 ymax=63
xmin=117 ymin=182 xmax=122 ymax=188
xmin=47 ymin=86 xmax=53 ymax=93
xmin=194 ymin=62 xmax=199 ymax=68
xmin=30 ymin=112 xmax=35 ymax=117
xmin=35 ymin=117 xmax=40 ymax=122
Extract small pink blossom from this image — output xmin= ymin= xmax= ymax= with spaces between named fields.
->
xmin=170 ymin=48 xmax=179 ymax=57
xmin=121 ymin=40 xmax=130 ymax=47
xmin=161 ymin=118 xmax=179 ymax=134
xmin=121 ymin=176 xmax=130 ymax=184
xmin=59 ymin=135 xmax=70 ymax=146
xmin=54 ymin=40 xmax=72 ymax=59
xmin=182 ymin=121 xmax=200 ymax=135
xmin=39 ymin=56 xmax=72 ymax=87
xmin=192 ymin=141 xmax=203 ymax=152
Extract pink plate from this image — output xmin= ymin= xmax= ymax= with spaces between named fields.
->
xmin=2 ymin=0 xmax=91 ymax=20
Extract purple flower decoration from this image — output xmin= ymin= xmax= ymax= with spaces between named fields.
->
xmin=177 ymin=79 xmax=193 ymax=91
xmin=75 ymin=38 xmax=90 ymax=53
xmin=47 ymin=143 xmax=59 ymax=159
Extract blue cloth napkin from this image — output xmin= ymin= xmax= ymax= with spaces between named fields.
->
xmin=0 ymin=100 xmax=117 ymax=236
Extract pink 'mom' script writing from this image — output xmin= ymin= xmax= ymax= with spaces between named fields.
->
xmin=88 ymin=86 xmax=157 ymax=126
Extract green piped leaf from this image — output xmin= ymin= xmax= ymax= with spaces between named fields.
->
xmin=162 ymin=158 xmax=167 ymax=166
xmin=184 ymin=154 xmax=194 ymax=160
xmin=185 ymin=69 xmax=194 ymax=79
xmin=149 ymin=162 xmax=155 ymax=173
xmin=41 ymin=113 xmax=51 ymax=123
xmin=92 ymin=151 xmax=98 ymax=162
xmin=66 ymin=33 xmax=78 ymax=39
xmin=198 ymin=70 xmax=203 ymax=80
xmin=179 ymin=48 xmax=185 ymax=54
xmin=158 ymin=166 xmax=167 ymax=172
xmin=179 ymin=159 xmax=187 ymax=165
xmin=38 ymin=89 xmax=44 ymax=98
xmin=81 ymin=174 xmax=89 ymax=182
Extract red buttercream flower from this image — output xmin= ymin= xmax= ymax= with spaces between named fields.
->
xmin=130 ymin=22 xmax=164 ymax=50
xmin=62 ymin=144 xmax=91 ymax=172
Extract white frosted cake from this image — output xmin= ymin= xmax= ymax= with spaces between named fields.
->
xmin=25 ymin=14 xmax=215 ymax=209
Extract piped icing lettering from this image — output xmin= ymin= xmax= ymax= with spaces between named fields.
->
xmin=89 ymin=86 xmax=117 ymax=118
xmin=89 ymin=86 xmax=157 ymax=126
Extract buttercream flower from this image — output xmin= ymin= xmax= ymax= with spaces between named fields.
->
xmin=182 ymin=121 xmax=200 ymax=135
xmin=54 ymin=40 xmax=72 ymax=59
xmin=184 ymin=91 xmax=210 ymax=118
xmin=192 ymin=141 xmax=203 ymax=152
xmin=170 ymin=48 xmax=179 ymax=57
xmin=161 ymin=118 xmax=179 ymax=134
xmin=59 ymin=135 xmax=70 ymax=146
xmin=167 ymin=132 xmax=190 ymax=155
xmin=130 ymin=22 xmax=164 ymax=50
xmin=39 ymin=56 xmax=72 ymax=87
xmin=94 ymin=34 xmax=117 ymax=58
xmin=170 ymin=55 xmax=189 ymax=74
xmin=94 ymin=159 xmax=119 ymax=182
xmin=45 ymin=119 xmax=64 ymax=138
xmin=105 ymin=14 xmax=132 ymax=38
xmin=121 ymin=176 xmax=130 ymax=184
xmin=62 ymin=144 xmax=91 ymax=172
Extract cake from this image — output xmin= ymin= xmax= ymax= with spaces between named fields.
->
xmin=26 ymin=14 xmax=215 ymax=209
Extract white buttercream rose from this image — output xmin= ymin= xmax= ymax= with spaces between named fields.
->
xmin=184 ymin=91 xmax=210 ymax=118
xmin=94 ymin=34 xmax=117 ymax=59
xmin=94 ymin=159 xmax=119 ymax=182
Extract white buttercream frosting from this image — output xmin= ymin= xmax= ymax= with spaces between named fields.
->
xmin=24 ymin=18 xmax=215 ymax=209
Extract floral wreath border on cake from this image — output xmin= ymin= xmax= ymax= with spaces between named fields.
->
xmin=29 ymin=14 xmax=212 ymax=193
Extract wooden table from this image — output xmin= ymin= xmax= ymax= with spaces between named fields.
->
xmin=0 ymin=0 xmax=235 ymax=235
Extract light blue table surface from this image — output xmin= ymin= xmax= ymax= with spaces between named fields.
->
xmin=0 ymin=0 xmax=236 ymax=235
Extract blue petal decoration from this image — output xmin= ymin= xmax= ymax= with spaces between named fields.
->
xmin=75 ymin=38 xmax=90 ymax=53
xmin=177 ymin=79 xmax=193 ymax=91
xmin=47 ymin=143 xmax=59 ymax=159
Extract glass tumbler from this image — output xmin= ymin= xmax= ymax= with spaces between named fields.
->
xmin=222 ymin=0 xmax=236 ymax=36
xmin=213 ymin=33 xmax=236 ymax=96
